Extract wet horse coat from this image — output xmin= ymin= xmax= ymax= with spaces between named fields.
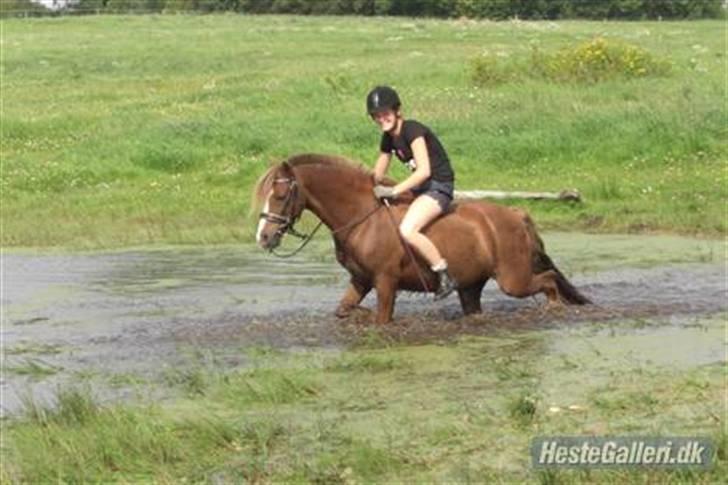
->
xmin=254 ymin=154 xmax=590 ymax=323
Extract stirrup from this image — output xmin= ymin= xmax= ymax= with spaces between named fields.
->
xmin=434 ymin=269 xmax=457 ymax=300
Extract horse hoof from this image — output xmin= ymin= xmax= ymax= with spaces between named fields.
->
xmin=544 ymin=301 xmax=565 ymax=312
xmin=335 ymin=307 xmax=352 ymax=318
xmin=336 ymin=306 xmax=372 ymax=322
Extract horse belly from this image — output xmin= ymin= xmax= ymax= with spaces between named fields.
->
xmin=424 ymin=209 xmax=496 ymax=287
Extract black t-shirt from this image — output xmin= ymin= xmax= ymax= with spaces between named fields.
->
xmin=379 ymin=120 xmax=454 ymax=183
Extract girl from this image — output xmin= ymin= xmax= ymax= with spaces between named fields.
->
xmin=367 ymin=85 xmax=457 ymax=300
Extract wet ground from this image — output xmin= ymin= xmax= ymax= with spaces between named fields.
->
xmin=2 ymin=233 xmax=726 ymax=416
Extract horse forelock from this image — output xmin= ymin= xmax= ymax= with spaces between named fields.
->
xmin=250 ymin=165 xmax=278 ymax=216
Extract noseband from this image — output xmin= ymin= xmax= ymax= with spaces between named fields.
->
xmin=259 ymin=177 xmax=308 ymax=239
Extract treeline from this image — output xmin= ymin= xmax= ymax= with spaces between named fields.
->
xmin=2 ymin=0 xmax=724 ymax=19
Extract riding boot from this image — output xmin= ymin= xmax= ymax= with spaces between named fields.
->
xmin=434 ymin=268 xmax=457 ymax=300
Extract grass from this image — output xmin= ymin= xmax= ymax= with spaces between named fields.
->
xmin=3 ymin=357 xmax=61 ymax=378
xmin=2 ymin=323 xmax=724 ymax=483
xmin=4 ymin=342 xmax=63 ymax=355
xmin=1 ymin=15 xmax=725 ymax=248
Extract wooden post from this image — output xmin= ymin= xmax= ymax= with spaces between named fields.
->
xmin=454 ymin=189 xmax=581 ymax=202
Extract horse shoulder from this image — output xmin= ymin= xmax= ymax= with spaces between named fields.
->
xmin=337 ymin=211 xmax=401 ymax=276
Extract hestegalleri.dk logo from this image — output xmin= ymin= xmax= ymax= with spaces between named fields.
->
xmin=531 ymin=437 xmax=713 ymax=469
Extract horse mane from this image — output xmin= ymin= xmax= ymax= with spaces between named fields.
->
xmin=250 ymin=153 xmax=377 ymax=215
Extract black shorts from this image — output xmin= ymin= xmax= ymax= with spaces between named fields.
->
xmin=412 ymin=179 xmax=454 ymax=212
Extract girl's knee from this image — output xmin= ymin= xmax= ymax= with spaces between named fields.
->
xmin=399 ymin=224 xmax=414 ymax=240
xmin=399 ymin=222 xmax=417 ymax=241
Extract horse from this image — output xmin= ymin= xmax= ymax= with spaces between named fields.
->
xmin=253 ymin=153 xmax=591 ymax=324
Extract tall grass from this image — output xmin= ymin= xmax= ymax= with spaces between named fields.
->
xmin=1 ymin=16 xmax=725 ymax=248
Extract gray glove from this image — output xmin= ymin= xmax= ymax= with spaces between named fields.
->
xmin=373 ymin=185 xmax=397 ymax=199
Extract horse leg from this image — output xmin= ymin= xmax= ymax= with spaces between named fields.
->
xmin=374 ymin=275 xmax=398 ymax=324
xmin=531 ymin=270 xmax=562 ymax=308
xmin=498 ymin=270 xmax=562 ymax=306
xmin=335 ymin=277 xmax=372 ymax=318
xmin=457 ymin=280 xmax=486 ymax=315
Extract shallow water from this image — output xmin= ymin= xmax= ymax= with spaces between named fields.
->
xmin=1 ymin=233 xmax=725 ymax=416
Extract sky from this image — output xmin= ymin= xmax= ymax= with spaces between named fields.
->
xmin=31 ymin=0 xmax=76 ymax=10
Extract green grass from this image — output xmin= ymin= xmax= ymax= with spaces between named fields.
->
xmin=3 ymin=326 xmax=724 ymax=483
xmin=4 ymin=357 xmax=61 ymax=378
xmin=4 ymin=342 xmax=64 ymax=355
xmin=1 ymin=15 xmax=725 ymax=248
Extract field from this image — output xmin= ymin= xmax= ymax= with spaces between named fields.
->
xmin=1 ymin=15 xmax=725 ymax=248
xmin=1 ymin=14 xmax=726 ymax=484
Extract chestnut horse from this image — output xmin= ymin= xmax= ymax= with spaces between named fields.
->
xmin=254 ymin=153 xmax=590 ymax=323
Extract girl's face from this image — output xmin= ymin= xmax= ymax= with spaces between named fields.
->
xmin=372 ymin=109 xmax=399 ymax=133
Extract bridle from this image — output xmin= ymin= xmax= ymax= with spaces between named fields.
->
xmin=258 ymin=173 xmax=383 ymax=259
xmin=259 ymin=177 xmax=308 ymax=241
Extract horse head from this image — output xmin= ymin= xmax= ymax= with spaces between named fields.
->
xmin=254 ymin=153 xmax=381 ymax=250
xmin=254 ymin=161 xmax=306 ymax=251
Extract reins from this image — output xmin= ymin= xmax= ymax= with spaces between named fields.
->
xmin=269 ymin=202 xmax=382 ymax=259
xmin=269 ymin=220 xmax=324 ymax=258
xmin=381 ymin=199 xmax=432 ymax=293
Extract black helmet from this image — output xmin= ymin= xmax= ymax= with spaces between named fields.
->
xmin=366 ymin=86 xmax=401 ymax=115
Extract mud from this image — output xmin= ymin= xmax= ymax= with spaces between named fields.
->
xmin=2 ymin=233 xmax=726 ymax=416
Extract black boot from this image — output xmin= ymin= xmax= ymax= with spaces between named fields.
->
xmin=434 ymin=268 xmax=457 ymax=300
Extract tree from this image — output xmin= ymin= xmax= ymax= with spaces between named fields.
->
xmin=1 ymin=0 xmax=51 ymax=17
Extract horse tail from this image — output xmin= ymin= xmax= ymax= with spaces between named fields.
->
xmin=525 ymin=215 xmax=592 ymax=305
xmin=534 ymin=250 xmax=592 ymax=305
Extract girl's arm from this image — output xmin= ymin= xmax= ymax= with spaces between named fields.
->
xmin=373 ymin=152 xmax=392 ymax=184
xmin=394 ymin=136 xmax=430 ymax=195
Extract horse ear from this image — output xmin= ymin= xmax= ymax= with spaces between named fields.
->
xmin=280 ymin=161 xmax=293 ymax=176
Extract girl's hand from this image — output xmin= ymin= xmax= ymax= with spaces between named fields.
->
xmin=373 ymin=185 xmax=397 ymax=199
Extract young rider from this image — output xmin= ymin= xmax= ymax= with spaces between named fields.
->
xmin=367 ymin=85 xmax=457 ymax=300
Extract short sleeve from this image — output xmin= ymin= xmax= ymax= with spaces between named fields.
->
xmin=402 ymin=120 xmax=427 ymax=145
xmin=379 ymin=133 xmax=393 ymax=154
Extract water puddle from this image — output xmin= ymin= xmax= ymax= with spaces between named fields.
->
xmin=537 ymin=313 xmax=726 ymax=414
xmin=549 ymin=315 xmax=725 ymax=370
xmin=1 ymin=233 xmax=725 ymax=416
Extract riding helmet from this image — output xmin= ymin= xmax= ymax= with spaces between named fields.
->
xmin=366 ymin=86 xmax=401 ymax=115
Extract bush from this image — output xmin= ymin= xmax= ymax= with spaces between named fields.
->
xmin=532 ymin=37 xmax=672 ymax=83
xmin=469 ymin=54 xmax=522 ymax=86
xmin=7 ymin=0 xmax=724 ymax=18
xmin=0 ymin=0 xmax=52 ymax=17
xmin=471 ymin=37 xmax=671 ymax=86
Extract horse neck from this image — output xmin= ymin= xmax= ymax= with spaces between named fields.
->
xmin=294 ymin=165 xmax=374 ymax=231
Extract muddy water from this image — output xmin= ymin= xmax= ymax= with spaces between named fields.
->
xmin=2 ymin=233 xmax=726 ymax=416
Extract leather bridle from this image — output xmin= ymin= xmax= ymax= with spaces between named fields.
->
xmin=258 ymin=172 xmax=383 ymax=259
xmin=258 ymin=177 xmax=308 ymax=240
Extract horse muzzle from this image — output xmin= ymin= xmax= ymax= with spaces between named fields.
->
xmin=258 ymin=230 xmax=283 ymax=251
